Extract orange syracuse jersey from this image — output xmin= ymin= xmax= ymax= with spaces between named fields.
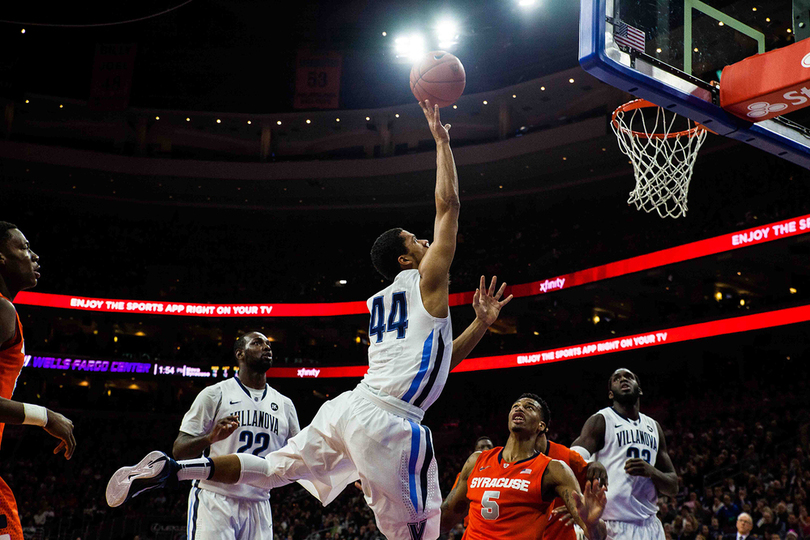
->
xmin=0 ymin=293 xmax=25 ymax=447
xmin=541 ymin=441 xmax=589 ymax=539
xmin=463 ymin=447 xmax=553 ymax=540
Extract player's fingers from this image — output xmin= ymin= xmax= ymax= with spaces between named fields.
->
xmin=500 ymin=294 xmax=514 ymax=307
xmin=444 ymin=123 xmax=451 ymax=131
xmin=494 ymin=281 xmax=507 ymax=299
xmin=488 ymin=276 xmax=497 ymax=296
xmin=479 ymin=275 xmax=486 ymax=292
xmin=53 ymin=440 xmax=65 ymax=455
xmin=472 ymin=288 xmax=480 ymax=305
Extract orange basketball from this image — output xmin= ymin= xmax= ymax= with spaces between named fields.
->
xmin=410 ymin=51 xmax=466 ymax=108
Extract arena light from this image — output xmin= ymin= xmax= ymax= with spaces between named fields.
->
xmin=518 ymin=0 xmax=538 ymax=8
xmin=436 ymin=18 xmax=459 ymax=49
xmin=394 ymin=33 xmax=426 ymax=62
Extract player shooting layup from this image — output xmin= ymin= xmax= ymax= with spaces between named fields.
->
xmin=107 ymin=101 xmax=513 ymax=540
xmin=570 ymin=368 xmax=677 ymax=540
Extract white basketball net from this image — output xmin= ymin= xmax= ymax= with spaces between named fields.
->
xmin=612 ymin=100 xmax=708 ymax=219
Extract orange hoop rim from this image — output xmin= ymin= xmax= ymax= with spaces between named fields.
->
xmin=612 ymin=99 xmax=708 ymax=140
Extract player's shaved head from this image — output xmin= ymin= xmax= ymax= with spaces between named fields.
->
xmin=233 ymin=331 xmax=264 ymax=359
xmin=0 ymin=221 xmax=18 ymax=249
xmin=609 ymin=368 xmax=641 ymax=389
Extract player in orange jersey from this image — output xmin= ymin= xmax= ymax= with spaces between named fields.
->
xmin=0 ymin=222 xmax=77 ymax=540
xmin=441 ymin=393 xmax=607 ymax=540
xmin=532 ymin=399 xmax=608 ymax=540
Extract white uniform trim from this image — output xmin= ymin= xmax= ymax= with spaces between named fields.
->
xmin=362 ymin=269 xmax=453 ymax=413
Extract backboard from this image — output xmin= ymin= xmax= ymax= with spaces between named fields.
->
xmin=580 ymin=0 xmax=810 ymax=168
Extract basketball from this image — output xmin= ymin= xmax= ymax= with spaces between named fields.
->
xmin=410 ymin=51 xmax=466 ymax=108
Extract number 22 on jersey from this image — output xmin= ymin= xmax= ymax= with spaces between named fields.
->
xmin=369 ymin=292 xmax=409 ymax=343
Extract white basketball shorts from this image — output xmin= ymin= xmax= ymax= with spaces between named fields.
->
xmin=186 ymin=485 xmax=273 ymax=540
xmin=238 ymin=389 xmax=441 ymax=540
xmin=605 ymin=516 xmax=665 ymax=540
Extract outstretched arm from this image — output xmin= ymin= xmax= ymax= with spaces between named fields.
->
xmin=450 ymin=276 xmax=513 ymax=370
xmin=0 ymin=397 xmax=76 ymax=459
xmin=544 ymin=461 xmax=607 ymax=540
xmin=441 ymin=451 xmax=480 ymax=533
xmin=418 ymin=100 xmax=459 ymax=318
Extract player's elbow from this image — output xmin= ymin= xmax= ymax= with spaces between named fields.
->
xmin=439 ymin=505 xmax=460 ymax=534
xmin=436 ymin=194 xmax=460 ymax=214
xmin=172 ymin=439 xmax=195 ymax=460
xmin=660 ymin=475 xmax=679 ymax=497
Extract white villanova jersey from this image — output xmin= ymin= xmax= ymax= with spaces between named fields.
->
xmin=180 ymin=377 xmax=300 ymax=500
xmin=362 ymin=269 xmax=453 ymax=413
xmin=594 ymin=407 xmax=660 ymax=522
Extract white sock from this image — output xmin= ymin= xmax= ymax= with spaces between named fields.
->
xmin=237 ymin=453 xmax=287 ymax=489
xmin=177 ymin=457 xmax=213 ymax=481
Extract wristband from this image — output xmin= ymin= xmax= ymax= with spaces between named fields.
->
xmin=22 ymin=404 xmax=48 ymax=427
xmin=570 ymin=445 xmax=592 ymax=462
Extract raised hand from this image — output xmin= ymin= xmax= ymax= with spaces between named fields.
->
xmin=209 ymin=415 xmax=240 ymax=444
xmin=572 ymin=479 xmax=608 ymax=529
xmin=472 ymin=275 xmax=513 ymax=327
xmin=419 ymin=99 xmax=451 ymax=144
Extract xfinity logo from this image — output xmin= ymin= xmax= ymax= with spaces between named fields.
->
xmin=802 ymin=52 xmax=810 ymax=68
xmin=297 ymin=368 xmax=321 ymax=378
xmin=539 ymin=277 xmax=566 ymax=293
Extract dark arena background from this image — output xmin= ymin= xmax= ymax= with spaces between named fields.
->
xmin=2 ymin=1 xmax=810 ymax=539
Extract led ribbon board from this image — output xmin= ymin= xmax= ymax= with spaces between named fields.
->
xmin=15 ymin=213 xmax=810 ymax=316
xmin=268 ymin=303 xmax=810 ymax=378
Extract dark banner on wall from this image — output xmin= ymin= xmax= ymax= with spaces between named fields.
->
xmin=293 ymin=49 xmax=342 ymax=109
xmin=89 ymin=43 xmax=137 ymax=111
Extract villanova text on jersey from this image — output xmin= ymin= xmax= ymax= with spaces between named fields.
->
xmin=231 ymin=409 xmax=280 ymax=435
xmin=615 ymin=425 xmax=658 ymax=453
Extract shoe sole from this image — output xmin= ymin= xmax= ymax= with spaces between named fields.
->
xmin=106 ymin=450 xmax=168 ymax=508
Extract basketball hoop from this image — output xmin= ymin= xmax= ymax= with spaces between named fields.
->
xmin=611 ymin=99 xmax=708 ymax=219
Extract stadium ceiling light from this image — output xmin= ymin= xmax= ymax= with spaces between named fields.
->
xmin=394 ymin=33 xmax=426 ymax=62
xmin=518 ymin=0 xmax=537 ymax=8
xmin=436 ymin=18 xmax=459 ymax=49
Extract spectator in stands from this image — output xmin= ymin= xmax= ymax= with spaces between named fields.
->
xmin=718 ymin=494 xmax=742 ymax=532
xmin=724 ymin=512 xmax=755 ymax=540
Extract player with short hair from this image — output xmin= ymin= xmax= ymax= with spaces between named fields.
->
xmin=474 ymin=436 xmax=494 ymax=453
xmin=569 ymin=368 xmax=677 ymax=540
xmin=440 ymin=393 xmax=607 ymax=540
xmin=171 ymin=331 xmax=299 ymax=540
xmin=106 ymin=101 xmax=513 ymax=540
xmin=0 ymin=222 xmax=77 ymax=540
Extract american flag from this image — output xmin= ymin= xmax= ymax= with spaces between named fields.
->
xmin=614 ymin=20 xmax=646 ymax=53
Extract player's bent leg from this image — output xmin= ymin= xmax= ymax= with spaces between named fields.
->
xmin=106 ymin=450 xmax=180 ymax=507
xmin=343 ymin=395 xmax=441 ymax=540
xmin=243 ymin=391 xmax=360 ymax=506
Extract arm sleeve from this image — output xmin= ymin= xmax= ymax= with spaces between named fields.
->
xmin=569 ymin=448 xmax=590 ymax=488
xmin=286 ymin=398 xmax=301 ymax=439
xmin=179 ymin=385 xmax=222 ymax=436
